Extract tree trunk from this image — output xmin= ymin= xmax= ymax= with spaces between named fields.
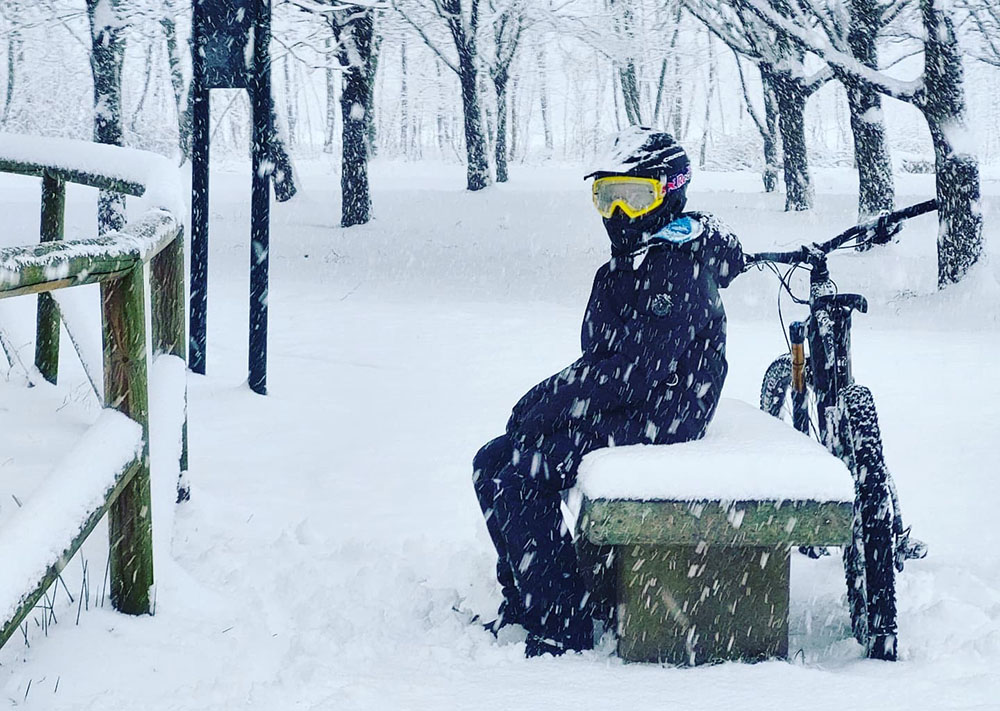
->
xmin=457 ymin=51 xmax=490 ymax=191
xmin=768 ymin=69 xmax=813 ymax=211
xmin=481 ymin=73 xmax=495 ymax=158
xmin=324 ymin=38 xmax=336 ymax=154
xmin=652 ymin=57 xmax=668 ymax=127
xmin=283 ymin=53 xmax=297 ymax=149
xmin=510 ymin=75 xmax=520 ymax=161
xmin=539 ymin=50 xmax=553 ymax=152
xmin=921 ymin=0 xmax=983 ymax=286
xmin=844 ymin=0 xmax=894 ymax=221
xmin=129 ymin=41 xmax=155 ymax=133
xmin=698 ymin=38 xmax=717 ymax=169
xmin=435 ymin=59 xmax=447 ymax=156
xmin=87 ymin=0 xmax=127 ymax=235
xmin=619 ymin=62 xmax=642 ymax=125
xmin=160 ymin=9 xmax=189 ymax=161
xmin=762 ymin=74 xmax=780 ymax=192
xmin=613 ymin=69 xmax=622 ymax=132
xmin=268 ymin=95 xmax=297 ymax=202
xmin=3 ymin=32 xmax=20 ymax=127
xmin=400 ymin=38 xmax=409 ymax=158
xmin=340 ymin=13 xmax=374 ymax=226
xmin=364 ymin=31 xmax=381 ymax=159
xmin=846 ymin=82 xmax=894 ymax=219
xmin=495 ymin=76 xmax=509 ymax=182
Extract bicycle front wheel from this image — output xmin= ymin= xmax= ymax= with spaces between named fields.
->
xmin=840 ymin=384 xmax=898 ymax=661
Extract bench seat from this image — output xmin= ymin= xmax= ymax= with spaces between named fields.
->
xmin=575 ymin=398 xmax=854 ymax=665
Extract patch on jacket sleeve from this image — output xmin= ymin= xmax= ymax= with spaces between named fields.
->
xmin=650 ymin=293 xmax=673 ymax=316
xmin=654 ymin=216 xmax=704 ymax=245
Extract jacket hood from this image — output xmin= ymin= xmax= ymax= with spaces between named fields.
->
xmin=607 ymin=212 xmax=746 ymax=288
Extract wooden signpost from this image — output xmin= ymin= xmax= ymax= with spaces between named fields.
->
xmin=190 ymin=0 xmax=275 ymax=395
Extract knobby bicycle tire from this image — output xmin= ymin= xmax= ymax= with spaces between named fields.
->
xmin=759 ymin=357 xmax=897 ymax=660
xmin=839 ymin=384 xmax=898 ymax=661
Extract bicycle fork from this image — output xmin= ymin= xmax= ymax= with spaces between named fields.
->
xmin=789 ymin=321 xmax=810 ymax=436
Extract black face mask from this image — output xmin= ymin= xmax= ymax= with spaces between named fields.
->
xmin=603 ymin=191 xmax=688 ymax=259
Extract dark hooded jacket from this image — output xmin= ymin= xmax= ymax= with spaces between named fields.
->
xmin=506 ymin=211 xmax=744 ymax=476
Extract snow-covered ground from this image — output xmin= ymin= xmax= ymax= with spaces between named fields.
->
xmin=1 ymin=159 xmax=999 ymax=710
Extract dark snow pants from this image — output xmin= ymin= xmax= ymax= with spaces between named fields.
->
xmin=472 ymin=435 xmax=593 ymax=651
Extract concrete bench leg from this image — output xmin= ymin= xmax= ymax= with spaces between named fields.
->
xmin=576 ymin=538 xmax=617 ymax=626
xmin=617 ymin=543 xmax=790 ymax=665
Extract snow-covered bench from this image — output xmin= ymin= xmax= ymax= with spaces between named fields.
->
xmin=576 ymin=398 xmax=854 ymax=665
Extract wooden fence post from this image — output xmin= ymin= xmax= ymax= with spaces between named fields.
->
xmin=101 ymin=264 xmax=153 ymax=615
xmin=35 ymin=174 xmax=65 ymax=383
xmin=151 ymin=228 xmax=190 ymax=498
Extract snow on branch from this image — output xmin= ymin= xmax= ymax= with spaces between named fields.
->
xmin=738 ymin=0 xmax=923 ymax=101
xmin=286 ymin=0 xmax=387 ymax=12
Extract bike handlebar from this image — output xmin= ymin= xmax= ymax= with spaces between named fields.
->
xmin=745 ymin=199 xmax=938 ymax=267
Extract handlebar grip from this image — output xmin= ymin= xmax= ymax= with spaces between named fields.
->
xmin=890 ymin=199 xmax=938 ymax=221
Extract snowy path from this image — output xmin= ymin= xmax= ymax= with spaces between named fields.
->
xmin=2 ymin=163 xmax=999 ymax=709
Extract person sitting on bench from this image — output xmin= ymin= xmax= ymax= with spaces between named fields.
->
xmin=472 ymin=128 xmax=746 ymax=657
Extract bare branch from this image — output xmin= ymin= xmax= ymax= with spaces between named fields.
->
xmin=680 ymin=0 xmax=757 ymax=58
xmin=393 ymin=0 xmax=460 ymax=74
xmin=733 ymin=48 xmax=767 ymax=134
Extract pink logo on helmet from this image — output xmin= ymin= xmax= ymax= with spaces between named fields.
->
xmin=666 ymin=167 xmax=691 ymax=191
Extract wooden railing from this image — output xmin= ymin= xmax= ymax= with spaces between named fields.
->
xmin=0 ymin=137 xmax=187 ymax=648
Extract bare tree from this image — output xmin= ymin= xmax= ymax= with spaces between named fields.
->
xmin=0 ymin=2 xmax=27 ymax=129
xmin=159 ymin=0 xmax=190 ymax=161
xmin=287 ymin=0 xmax=383 ymax=226
xmin=396 ymin=0 xmax=491 ymax=190
xmin=729 ymin=0 xmax=897 ymax=220
xmin=960 ymin=0 xmax=1000 ymax=67
xmin=740 ymin=0 xmax=983 ymax=286
xmin=486 ymin=0 xmax=525 ymax=182
xmin=324 ymin=35 xmax=337 ymax=153
xmin=839 ymin=0 xmax=897 ymax=221
xmin=684 ymin=0 xmax=832 ymax=210
xmin=86 ymin=0 xmax=128 ymax=233
xmin=733 ymin=50 xmax=780 ymax=191
xmin=611 ymin=0 xmax=643 ymax=125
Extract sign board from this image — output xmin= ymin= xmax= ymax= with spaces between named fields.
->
xmin=194 ymin=0 xmax=255 ymax=89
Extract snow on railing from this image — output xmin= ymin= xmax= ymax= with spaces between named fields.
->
xmin=0 ymin=135 xmax=187 ymax=649
xmin=0 ymin=412 xmax=143 ymax=645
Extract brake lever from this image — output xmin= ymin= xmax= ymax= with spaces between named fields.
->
xmin=804 ymin=243 xmax=826 ymax=262
xmin=856 ymin=213 xmax=904 ymax=251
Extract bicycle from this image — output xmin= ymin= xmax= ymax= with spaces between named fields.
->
xmin=744 ymin=200 xmax=935 ymax=661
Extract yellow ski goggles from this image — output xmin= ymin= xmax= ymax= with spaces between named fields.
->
xmin=591 ymin=176 xmax=667 ymax=219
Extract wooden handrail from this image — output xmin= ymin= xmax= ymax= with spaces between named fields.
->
xmin=0 ymin=209 xmax=180 ymax=297
xmin=0 ymin=132 xmax=178 ymax=199
xmin=0 ymin=137 xmax=188 ymax=647
xmin=0 ymin=157 xmax=146 ymax=196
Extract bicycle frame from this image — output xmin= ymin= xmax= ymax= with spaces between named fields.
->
xmin=788 ymin=255 xmax=869 ymax=462
xmin=748 ymin=199 xmax=936 ymax=471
